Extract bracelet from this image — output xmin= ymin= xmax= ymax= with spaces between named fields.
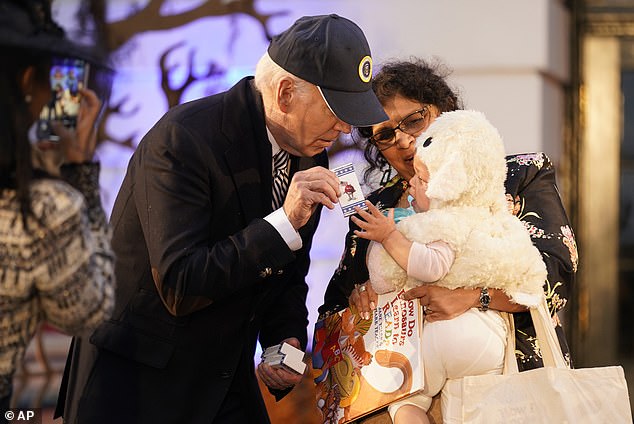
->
xmin=478 ymin=287 xmax=490 ymax=312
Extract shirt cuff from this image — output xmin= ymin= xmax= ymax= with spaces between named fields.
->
xmin=264 ymin=208 xmax=303 ymax=251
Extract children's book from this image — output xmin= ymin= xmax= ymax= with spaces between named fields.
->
xmin=312 ymin=289 xmax=424 ymax=423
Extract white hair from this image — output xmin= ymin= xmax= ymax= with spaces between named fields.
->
xmin=254 ymin=52 xmax=312 ymax=100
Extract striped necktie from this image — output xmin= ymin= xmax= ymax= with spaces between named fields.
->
xmin=271 ymin=149 xmax=290 ymax=210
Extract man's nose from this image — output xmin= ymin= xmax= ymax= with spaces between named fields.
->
xmin=334 ymin=119 xmax=352 ymax=134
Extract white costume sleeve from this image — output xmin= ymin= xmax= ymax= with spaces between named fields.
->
xmin=407 ymin=240 xmax=455 ymax=283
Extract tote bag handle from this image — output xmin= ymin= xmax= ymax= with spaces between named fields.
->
xmin=529 ymin=296 xmax=568 ymax=369
xmin=501 ymin=296 xmax=568 ymax=376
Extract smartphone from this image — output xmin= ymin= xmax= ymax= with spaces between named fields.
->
xmin=36 ymin=57 xmax=90 ymax=141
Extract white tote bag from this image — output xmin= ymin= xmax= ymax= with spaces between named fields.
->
xmin=460 ymin=298 xmax=633 ymax=424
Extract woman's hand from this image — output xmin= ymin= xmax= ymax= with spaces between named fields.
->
xmin=348 ymin=281 xmax=378 ymax=320
xmin=403 ymin=285 xmax=478 ymax=323
xmin=404 ymin=286 xmax=527 ymax=322
xmin=51 ymin=87 xmax=102 ymax=164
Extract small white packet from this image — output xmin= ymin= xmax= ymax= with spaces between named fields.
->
xmin=332 ymin=163 xmax=367 ymax=217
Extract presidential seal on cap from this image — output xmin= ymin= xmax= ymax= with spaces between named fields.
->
xmin=359 ymin=56 xmax=372 ymax=83
xmin=268 ymin=14 xmax=388 ymax=127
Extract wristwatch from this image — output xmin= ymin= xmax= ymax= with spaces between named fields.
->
xmin=478 ymin=287 xmax=490 ymax=312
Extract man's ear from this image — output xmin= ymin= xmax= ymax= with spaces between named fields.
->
xmin=276 ymin=77 xmax=294 ymax=113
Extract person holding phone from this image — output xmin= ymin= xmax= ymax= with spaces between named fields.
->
xmin=0 ymin=0 xmax=114 ymax=417
xmin=36 ymin=57 xmax=90 ymax=142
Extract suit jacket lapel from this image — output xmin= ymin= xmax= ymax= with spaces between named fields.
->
xmin=292 ymin=156 xmax=318 ymax=174
xmin=221 ymin=78 xmax=271 ymax=224
xmin=221 ymin=78 xmax=328 ymax=225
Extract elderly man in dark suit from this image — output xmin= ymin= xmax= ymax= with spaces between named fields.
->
xmin=55 ymin=14 xmax=387 ymax=424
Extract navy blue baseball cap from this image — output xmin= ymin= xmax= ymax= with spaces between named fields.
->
xmin=268 ymin=14 xmax=388 ymax=127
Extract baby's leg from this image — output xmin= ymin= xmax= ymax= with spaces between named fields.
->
xmin=423 ymin=308 xmax=506 ymax=379
xmin=388 ymin=393 xmax=432 ymax=424
xmin=393 ymin=404 xmax=430 ymax=424
xmin=423 ymin=308 xmax=507 ymax=423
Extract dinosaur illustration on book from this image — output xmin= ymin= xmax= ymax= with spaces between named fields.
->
xmin=313 ymin=293 xmax=421 ymax=423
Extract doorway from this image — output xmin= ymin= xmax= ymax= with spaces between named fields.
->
xmin=570 ymin=1 xmax=634 ymax=404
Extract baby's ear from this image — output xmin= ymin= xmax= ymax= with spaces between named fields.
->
xmin=426 ymin=151 xmax=468 ymax=202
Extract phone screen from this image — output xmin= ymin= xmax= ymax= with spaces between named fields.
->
xmin=36 ymin=57 xmax=90 ymax=141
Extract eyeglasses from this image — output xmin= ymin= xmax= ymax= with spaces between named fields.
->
xmin=368 ymin=106 xmax=430 ymax=151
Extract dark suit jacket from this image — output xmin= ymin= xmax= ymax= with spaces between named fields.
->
xmin=56 ymin=77 xmax=327 ymax=424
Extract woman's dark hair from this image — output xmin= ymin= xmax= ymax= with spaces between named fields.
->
xmin=357 ymin=58 xmax=463 ymax=183
xmin=0 ymin=0 xmax=109 ymax=226
xmin=0 ymin=47 xmax=51 ymax=222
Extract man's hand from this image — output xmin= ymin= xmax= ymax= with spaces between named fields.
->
xmin=283 ymin=167 xmax=340 ymax=229
xmin=257 ymin=337 xmax=304 ymax=390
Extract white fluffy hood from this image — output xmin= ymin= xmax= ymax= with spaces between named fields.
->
xmin=418 ymin=109 xmax=508 ymax=214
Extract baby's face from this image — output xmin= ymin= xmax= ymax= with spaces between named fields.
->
xmin=408 ymin=156 xmax=430 ymax=213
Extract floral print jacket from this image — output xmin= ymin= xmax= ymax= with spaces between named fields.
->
xmin=319 ymin=152 xmax=578 ymax=371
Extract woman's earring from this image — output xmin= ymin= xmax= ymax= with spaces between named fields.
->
xmin=24 ymin=94 xmax=32 ymax=104
xmin=379 ymin=166 xmax=392 ymax=186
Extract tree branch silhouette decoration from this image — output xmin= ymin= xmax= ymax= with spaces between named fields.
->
xmin=96 ymin=95 xmax=141 ymax=150
xmin=77 ymin=0 xmax=288 ymax=149
xmin=159 ymin=41 xmax=225 ymax=109
xmin=105 ymin=0 xmax=287 ymax=52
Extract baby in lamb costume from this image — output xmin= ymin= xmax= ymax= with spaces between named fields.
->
xmin=351 ymin=110 xmax=547 ymax=423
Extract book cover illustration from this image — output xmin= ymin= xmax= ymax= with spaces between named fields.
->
xmin=312 ymin=290 xmax=424 ymax=423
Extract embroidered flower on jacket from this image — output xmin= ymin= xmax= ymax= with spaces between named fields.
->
xmin=524 ymin=222 xmax=547 ymax=239
xmin=507 ymin=153 xmax=545 ymax=169
xmin=561 ymin=225 xmax=578 ymax=272
xmin=506 ymin=193 xmax=521 ymax=216
xmin=544 ymin=280 xmax=567 ymax=313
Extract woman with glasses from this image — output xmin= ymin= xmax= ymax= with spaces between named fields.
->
xmin=318 ymin=58 xmax=577 ymax=423
xmin=319 ymin=58 xmax=461 ymax=317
